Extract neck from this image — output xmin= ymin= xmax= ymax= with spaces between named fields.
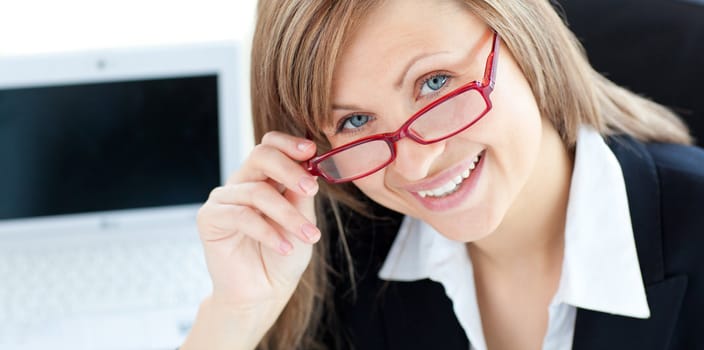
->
xmin=468 ymin=121 xmax=573 ymax=274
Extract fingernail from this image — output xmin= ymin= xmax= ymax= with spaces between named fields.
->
xmin=279 ymin=240 xmax=293 ymax=255
xmin=297 ymin=141 xmax=313 ymax=152
xmin=301 ymin=223 xmax=320 ymax=242
xmin=298 ymin=176 xmax=317 ymax=195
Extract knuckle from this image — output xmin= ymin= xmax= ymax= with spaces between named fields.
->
xmin=261 ymin=131 xmax=280 ymax=144
xmin=231 ymin=204 xmax=253 ymax=222
xmin=208 ymin=186 xmax=225 ymax=199
xmin=251 ymin=183 xmax=283 ymax=206
xmin=196 ymin=204 xmax=234 ymax=238
xmin=249 ymin=181 xmax=270 ymax=192
xmin=250 ymin=143 xmax=274 ymax=160
xmin=195 ymin=205 xmax=208 ymax=227
xmin=239 ymin=181 xmax=268 ymax=200
xmin=201 ymin=219 xmax=239 ymax=240
xmin=196 ymin=197 xmax=220 ymax=225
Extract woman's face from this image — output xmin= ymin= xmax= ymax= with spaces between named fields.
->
xmin=327 ymin=0 xmax=548 ymax=241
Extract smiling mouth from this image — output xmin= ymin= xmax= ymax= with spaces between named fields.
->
xmin=417 ymin=152 xmax=483 ymax=198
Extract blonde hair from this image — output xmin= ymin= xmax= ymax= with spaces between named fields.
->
xmin=250 ymin=0 xmax=692 ymax=348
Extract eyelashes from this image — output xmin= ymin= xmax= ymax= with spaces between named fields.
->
xmin=336 ymin=114 xmax=374 ymax=134
xmin=332 ymin=71 xmax=454 ymax=135
xmin=418 ymin=73 xmax=450 ymax=98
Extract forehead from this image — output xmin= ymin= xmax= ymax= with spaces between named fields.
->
xmin=332 ymin=0 xmax=486 ymax=94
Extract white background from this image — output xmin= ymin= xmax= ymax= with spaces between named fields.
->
xmin=0 ymin=0 xmax=257 ymax=56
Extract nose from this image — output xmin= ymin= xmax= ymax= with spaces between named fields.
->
xmin=389 ymin=137 xmax=445 ymax=181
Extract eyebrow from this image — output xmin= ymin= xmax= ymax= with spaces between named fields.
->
xmin=332 ymin=103 xmax=360 ymax=111
xmin=332 ymin=51 xmax=451 ymax=111
xmin=394 ymin=51 xmax=450 ymax=90
xmin=332 ymin=33 xmax=489 ymax=111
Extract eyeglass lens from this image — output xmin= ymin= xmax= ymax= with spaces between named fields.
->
xmin=317 ymin=88 xmax=488 ymax=181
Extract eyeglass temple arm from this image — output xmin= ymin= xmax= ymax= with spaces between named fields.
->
xmin=482 ymin=31 xmax=500 ymax=92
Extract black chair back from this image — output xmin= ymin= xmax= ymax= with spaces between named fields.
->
xmin=557 ymin=0 xmax=704 ymax=145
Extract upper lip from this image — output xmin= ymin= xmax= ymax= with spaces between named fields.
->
xmin=401 ymin=150 xmax=484 ymax=193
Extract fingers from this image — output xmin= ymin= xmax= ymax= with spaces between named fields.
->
xmin=228 ymin=131 xmax=318 ymax=197
xmin=198 ymin=131 xmax=322 ymax=256
xmin=209 ymin=183 xmax=320 ymax=244
xmin=238 ymin=145 xmax=319 ymax=197
xmin=198 ymin=202 xmax=295 ymax=255
xmin=261 ymin=130 xmax=317 ymax=161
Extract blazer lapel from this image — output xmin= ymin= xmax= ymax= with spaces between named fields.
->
xmin=573 ymin=136 xmax=688 ymax=350
xmin=573 ymin=276 xmax=687 ymax=350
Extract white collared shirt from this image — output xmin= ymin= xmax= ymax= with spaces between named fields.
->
xmin=378 ymin=127 xmax=650 ymax=350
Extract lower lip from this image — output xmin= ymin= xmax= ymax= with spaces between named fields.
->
xmin=411 ymin=151 xmax=486 ymax=211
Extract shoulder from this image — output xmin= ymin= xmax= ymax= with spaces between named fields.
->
xmin=602 ymin=136 xmax=704 ymax=347
xmin=607 ymin=135 xmax=704 ymax=246
xmin=634 ymin=140 xmax=704 ymax=231
xmin=646 ymin=140 xmax=704 ymax=179
xmin=607 ymin=135 xmax=704 ymax=205
xmin=639 ymin=140 xmax=704 ymax=218
xmin=643 ymin=141 xmax=704 ymax=225
xmin=643 ymin=142 xmax=704 ymax=279
xmin=607 ymin=135 xmax=704 ymax=274
xmin=635 ymin=140 xmax=704 ymax=260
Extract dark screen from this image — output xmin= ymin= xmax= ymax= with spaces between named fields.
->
xmin=0 ymin=75 xmax=221 ymax=220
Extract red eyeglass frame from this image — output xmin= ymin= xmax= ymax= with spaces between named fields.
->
xmin=306 ymin=31 xmax=500 ymax=184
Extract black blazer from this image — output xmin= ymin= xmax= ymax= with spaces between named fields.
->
xmin=323 ymin=135 xmax=704 ymax=350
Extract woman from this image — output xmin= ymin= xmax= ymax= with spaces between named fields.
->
xmin=181 ymin=0 xmax=704 ymax=349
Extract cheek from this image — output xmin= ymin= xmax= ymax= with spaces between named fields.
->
xmin=462 ymin=62 xmax=543 ymax=224
xmin=352 ymin=172 xmax=391 ymax=203
xmin=487 ymin=95 xmax=542 ymax=203
xmin=353 ymin=172 xmax=412 ymax=215
xmin=485 ymin=58 xmax=543 ymax=165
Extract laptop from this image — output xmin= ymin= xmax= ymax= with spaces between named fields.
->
xmin=0 ymin=41 xmax=250 ymax=350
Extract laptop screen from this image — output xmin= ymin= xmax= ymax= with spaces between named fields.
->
xmin=0 ymin=75 xmax=221 ymax=220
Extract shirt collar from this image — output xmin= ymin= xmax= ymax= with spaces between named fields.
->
xmin=556 ymin=127 xmax=649 ymax=318
xmin=378 ymin=126 xmax=650 ymax=318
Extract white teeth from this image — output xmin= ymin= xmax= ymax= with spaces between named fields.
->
xmin=442 ymin=182 xmax=455 ymax=192
xmin=416 ymin=153 xmax=483 ymax=199
xmin=432 ymin=187 xmax=447 ymax=197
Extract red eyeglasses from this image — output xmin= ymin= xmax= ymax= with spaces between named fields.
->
xmin=307 ymin=31 xmax=500 ymax=184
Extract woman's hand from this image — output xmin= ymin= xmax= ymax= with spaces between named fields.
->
xmin=190 ymin=131 xmax=321 ymax=346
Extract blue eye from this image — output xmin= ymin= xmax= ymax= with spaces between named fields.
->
xmin=420 ymin=74 xmax=449 ymax=96
xmin=339 ymin=114 xmax=371 ymax=131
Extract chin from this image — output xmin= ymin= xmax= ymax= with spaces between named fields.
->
xmin=441 ymin=229 xmax=492 ymax=243
xmin=422 ymin=208 xmax=501 ymax=243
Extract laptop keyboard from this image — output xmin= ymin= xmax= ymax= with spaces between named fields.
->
xmin=0 ymin=235 xmax=211 ymax=340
